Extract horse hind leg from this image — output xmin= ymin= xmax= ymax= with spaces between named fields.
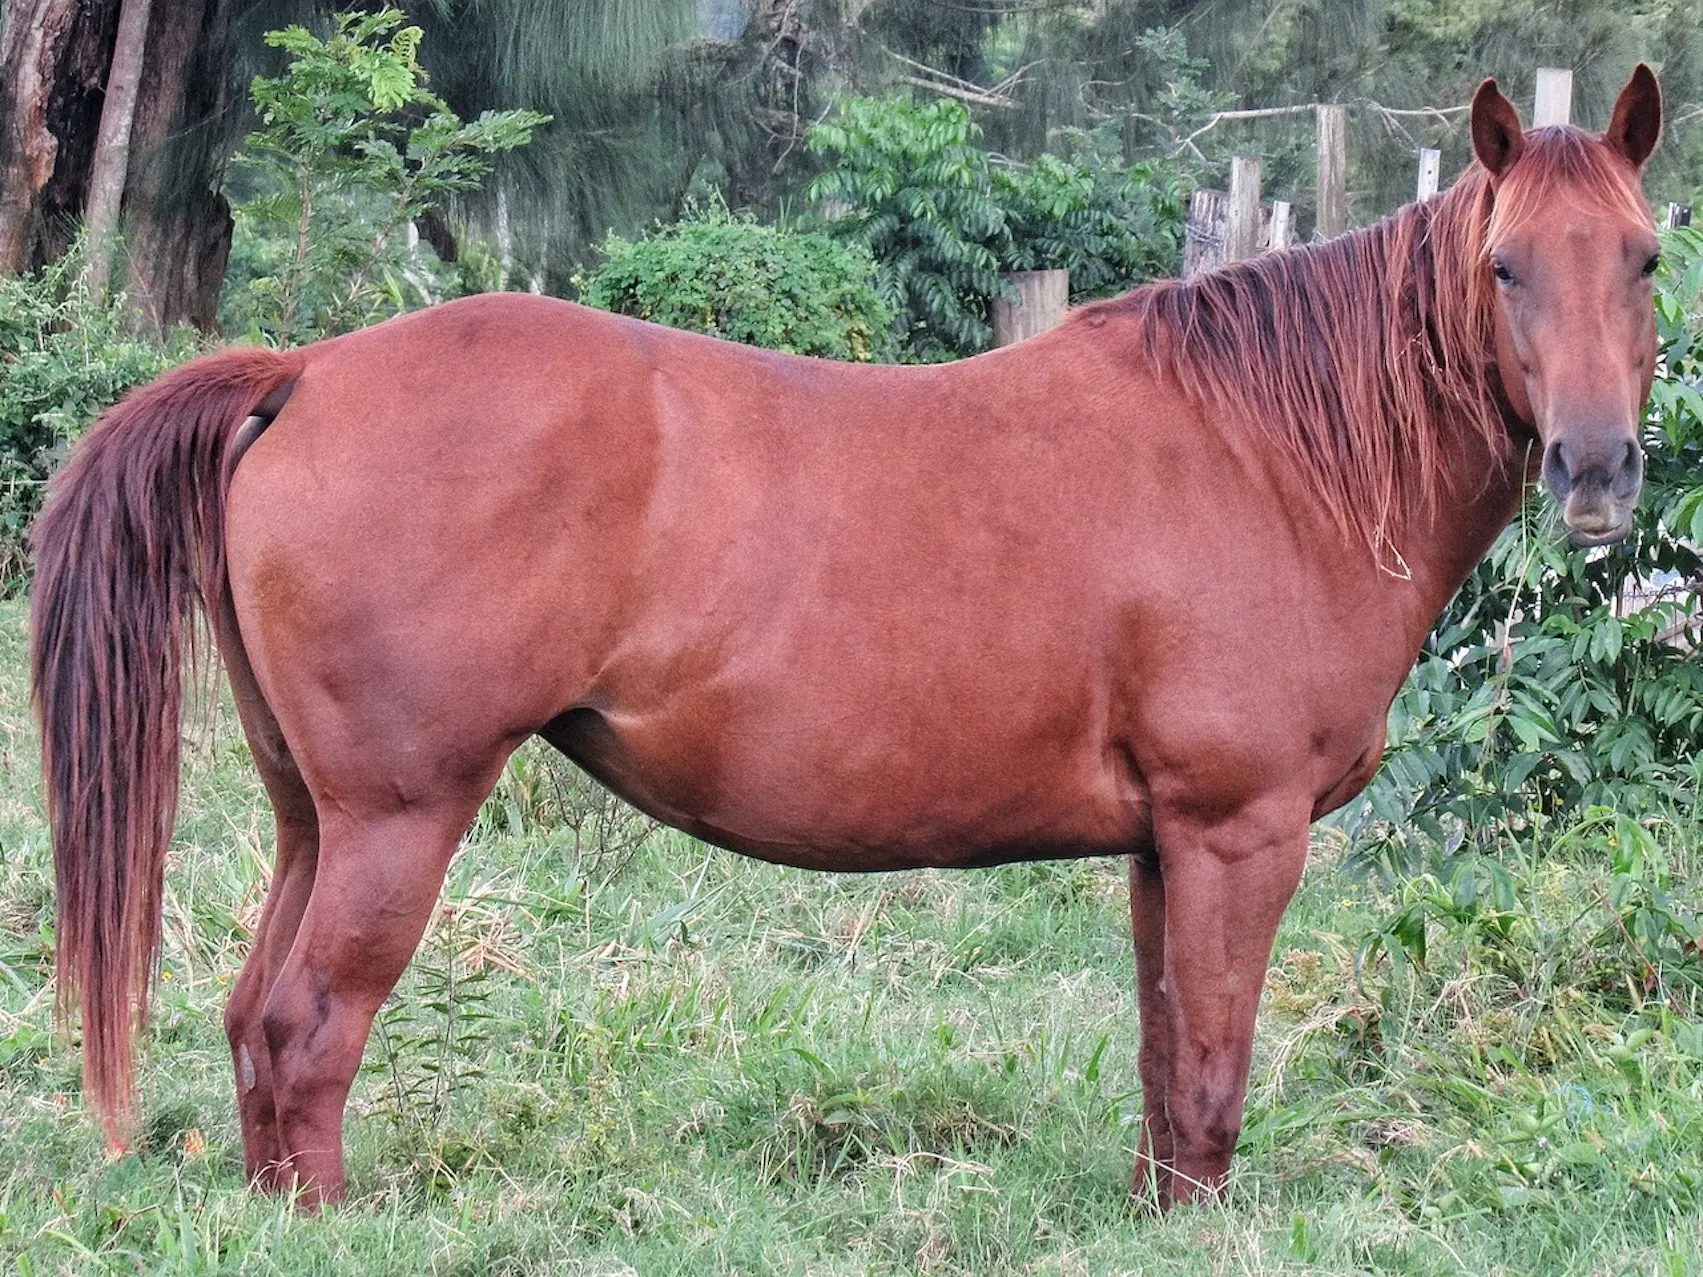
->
xmin=260 ymin=790 xmax=491 ymax=1205
xmin=217 ymin=628 xmax=321 ymax=1191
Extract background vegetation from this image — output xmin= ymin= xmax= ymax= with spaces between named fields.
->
xmin=8 ymin=1 xmax=1703 ymax=327
xmin=572 ymin=199 xmax=899 ymax=362
xmin=0 ymin=244 xmax=197 ymax=580
xmin=219 ymin=10 xmax=547 ymax=346
xmin=805 ymin=98 xmax=1184 ymax=359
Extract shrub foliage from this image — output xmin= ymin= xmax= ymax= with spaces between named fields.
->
xmin=806 ymin=97 xmax=1185 ymax=361
xmin=221 ymin=9 xmax=546 ymax=346
xmin=573 ymin=200 xmax=898 ymax=362
xmin=992 ymin=134 xmax=1184 ymax=301
xmin=0 ymin=247 xmax=195 ymax=585
xmin=806 ymin=97 xmax=1010 ymax=361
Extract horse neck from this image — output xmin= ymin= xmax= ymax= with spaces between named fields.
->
xmin=1381 ymin=331 xmax=1531 ymax=631
xmin=1408 ymin=430 xmax=1526 ymax=612
xmin=1372 ymin=184 xmax=1531 ymax=620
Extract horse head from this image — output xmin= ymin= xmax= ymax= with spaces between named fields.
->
xmin=1472 ymin=65 xmax=1662 ymax=546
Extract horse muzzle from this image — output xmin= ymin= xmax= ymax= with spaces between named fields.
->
xmin=1541 ymin=433 xmax=1643 ymax=546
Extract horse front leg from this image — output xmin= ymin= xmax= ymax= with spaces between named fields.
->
xmin=1128 ymin=851 xmax=1174 ymax=1206
xmin=1147 ymin=799 xmax=1309 ymax=1206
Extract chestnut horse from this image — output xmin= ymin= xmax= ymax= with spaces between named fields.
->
xmin=33 ymin=71 xmax=1662 ymax=1208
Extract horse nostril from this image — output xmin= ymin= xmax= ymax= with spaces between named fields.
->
xmin=1541 ymin=439 xmax=1572 ymax=500
xmin=1615 ymin=438 xmax=1645 ymax=500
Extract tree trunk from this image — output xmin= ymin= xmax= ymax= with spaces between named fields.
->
xmin=494 ymin=182 xmax=512 ymax=289
xmin=82 ymin=0 xmax=153 ymax=300
xmin=0 ymin=0 xmax=238 ymax=329
xmin=0 ymin=0 xmax=121 ymax=273
xmin=121 ymin=0 xmax=237 ymax=332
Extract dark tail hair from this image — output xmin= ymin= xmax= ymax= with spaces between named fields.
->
xmin=30 ymin=347 xmax=301 ymax=1145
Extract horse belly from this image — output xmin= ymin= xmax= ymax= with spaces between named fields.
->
xmin=542 ymin=693 xmax=1152 ymax=872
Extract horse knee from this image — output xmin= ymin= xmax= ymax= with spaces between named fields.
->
xmin=260 ymin=980 xmax=338 ymax=1091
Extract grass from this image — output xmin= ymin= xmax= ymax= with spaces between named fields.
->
xmin=0 ymin=597 xmax=1700 ymax=1274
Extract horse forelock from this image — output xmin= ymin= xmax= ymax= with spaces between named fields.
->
xmin=1485 ymin=126 xmax=1655 ymax=253
xmin=1090 ymin=128 xmax=1649 ymax=564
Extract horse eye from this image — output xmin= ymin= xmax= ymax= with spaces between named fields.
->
xmin=1491 ymin=260 xmax=1515 ymax=284
xmin=1642 ymin=254 xmax=1662 ymax=278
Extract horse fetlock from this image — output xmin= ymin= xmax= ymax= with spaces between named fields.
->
xmin=1166 ymin=1079 xmax=1245 ymax=1180
xmin=268 ymin=1146 xmax=347 ymax=1209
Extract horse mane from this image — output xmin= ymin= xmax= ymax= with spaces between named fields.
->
xmin=1087 ymin=126 xmax=1653 ymax=561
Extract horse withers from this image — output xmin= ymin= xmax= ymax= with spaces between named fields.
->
xmin=31 ymin=69 xmax=1662 ymax=1207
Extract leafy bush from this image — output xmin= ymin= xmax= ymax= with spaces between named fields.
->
xmin=1353 ymin=809 xmax=1703 ymax=1012
xmin=220 ymin=9 xmax=547 ymax=346
xmin=572 ymin=200 xmax=898 ymax=362
xmin=0 ymin=246 xmax=196 ymax=585
xmin=1347 ymin=226 xmax=1703 ymax=876
xmin=806 ymin=97 xmax=1008 ymax=361
xmin=1283 ymin=807 xmax=1703 ymax=1225
xmin=806 ymin=98 xmax=1185 ymax=360
xmin=992 ymin=132 xmax=1184 ymax=301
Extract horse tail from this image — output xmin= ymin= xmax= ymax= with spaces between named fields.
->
xmin=30 ymin=347 xmax=302 ymax=1146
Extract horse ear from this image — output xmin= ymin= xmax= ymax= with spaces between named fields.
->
xmin=1603 ymin=63 xmax=1662 ymax=169
xmin=1471 ymin=78 xmax=1525 ymax=181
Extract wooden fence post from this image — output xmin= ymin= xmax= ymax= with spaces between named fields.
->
xmin=1416 ymin=148 xmax=1441 ymax=202
xmin=1533 ymin=68 xmax=1572 ymax=127
xmin=1316 ymin=105 xmax=1348 ymax=239
xmin=1225 ymin=156 xmax=1263 ymax=262
xmin=1183 ymin=188 xmax=1226 ymax=277
xmin=991 ymin=269 xmax=1070 ymax=347
xmin=1184 ymin=184 xmax=1295 ymax=274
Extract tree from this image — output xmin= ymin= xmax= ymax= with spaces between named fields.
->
xmin=407 ymin=0 xmax=801 ymax=284
xmin=117 ymin=0 xmax=265 ymax=332
xmin=9 ymin=0 xmax=1698 ymax=335
xmin=0 ymin=0 xmax=307 ymax=330
xmin=0 ymin=0 xmax=121 ymax=274
xmin=0 ymin=0 xmax=718 ymax=322
xmin=807 ymin=97 xmax=1008 ymax=360
xmin=80 ymin=0 xmax=152 ymax=302
xmin=955 ymin=0 xmax=1703 ymax=229
xmin=225 ymin=10 xmax=547 ymax=346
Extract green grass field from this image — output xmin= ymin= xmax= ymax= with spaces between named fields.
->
xmin=0 ymin=598 xmax=1699 ymax=1275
